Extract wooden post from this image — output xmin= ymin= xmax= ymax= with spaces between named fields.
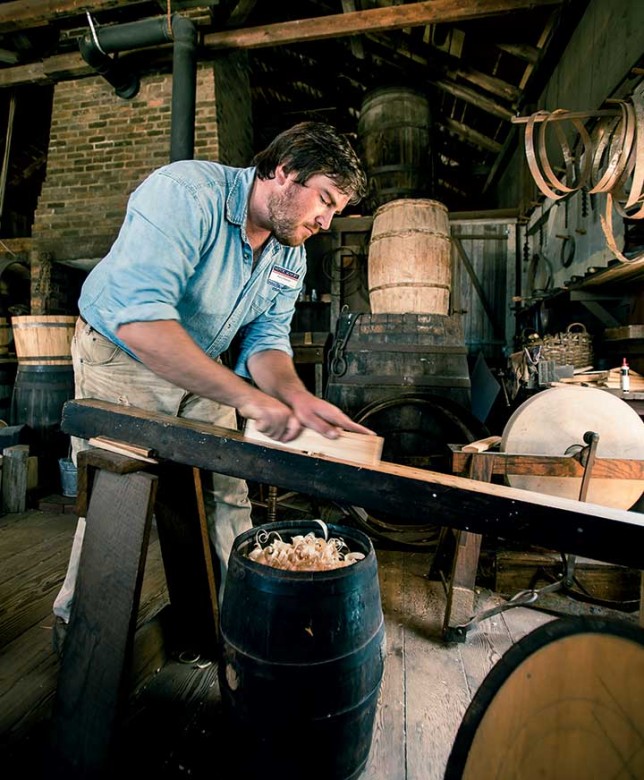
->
xmin=1 ymin=443 xmax=29 ymax=513
xmin=441 ymin=452 xmax=495 ymax=639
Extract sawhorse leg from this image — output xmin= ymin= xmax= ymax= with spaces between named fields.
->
xmin=49 ymin=451 xmax=158 ymax=777
xmin=49 ymin=451 xmax=220 ymax=778
xmin=430 ymin=452 xmax=495 ymax=642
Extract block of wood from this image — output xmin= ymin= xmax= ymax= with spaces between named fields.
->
xmin=243 ymin=418 xmax=384 ymax=466
xmin=462 ymin=435 xmax=502 ymax=453
xmin=603 ymin=325 xmax=644 ymax=341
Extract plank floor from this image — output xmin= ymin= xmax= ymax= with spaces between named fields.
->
xmin=0 ymin=506 xmax=638 ymax=779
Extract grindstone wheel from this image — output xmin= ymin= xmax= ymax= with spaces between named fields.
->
xmin=501 ymin=386 xmax=644 ymax=509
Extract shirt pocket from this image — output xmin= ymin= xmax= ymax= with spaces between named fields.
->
xmin=249 ymin=287 xmax=281 ymax=316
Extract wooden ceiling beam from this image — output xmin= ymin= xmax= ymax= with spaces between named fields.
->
xmin=341 ymin=0 xmax=366 ymax=59
xmin=431 ymin=78 xmax=514 ymax=121
xmin=440 ymin=117 xmax=503 ymax=154
xmin=203 ymin=0 xmax=565 ymax=50
xmin=0 ymin=1 xmax=154 ymax=34
xmin=446 ymin=64 xmax=520 ymax=104
xmin=496 ymin=41 xmax=541 ymax=63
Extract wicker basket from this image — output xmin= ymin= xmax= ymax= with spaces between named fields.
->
xmin=541 ymin=322 xmax=594 ymax=368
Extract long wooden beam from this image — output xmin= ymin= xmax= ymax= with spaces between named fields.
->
xmin=0 ymin=0 xmax=564 ymax=88
xmin=202 ymin=0 xmax=565 ymax=50
xmin=0 ymin=0 xmax=148 ymax=33
xmin=61 ymin=400 xmax=644 ymax=571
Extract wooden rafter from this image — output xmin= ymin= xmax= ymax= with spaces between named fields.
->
xmin=431 ymin=78 xmax=515 ymax=121
xmin=0 ymin=1 xmax=151 ymax=33
xmin=446 ymin=64 xmax=520 ymax=104
xmin=441 ymin=117 xmax=503 ymax=154
xmin=202 ymin=0 xmax=565 ymax=50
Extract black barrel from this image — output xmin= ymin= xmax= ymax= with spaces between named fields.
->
xmin=326 ymin=311 xmax=472 ymax=419
xmin=219 ymin=520 xmax=385 ymax=780
xmin=10 ymin=364 xmax=75 ymax=488
xmin=0 ymin=358 xmax=17 ymax=424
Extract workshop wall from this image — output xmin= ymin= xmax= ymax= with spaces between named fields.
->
xmin=31 ymin=66 xmax=219 ymax=246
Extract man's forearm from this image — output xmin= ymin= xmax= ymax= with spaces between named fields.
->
xmin=117 ymin=320 xmax=258 ymax=408
xmin=247 ymin=349 xmax=309 ymax=405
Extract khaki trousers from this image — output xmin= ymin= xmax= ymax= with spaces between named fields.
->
xmin=53 ymin=319 xmax=252 ymax=620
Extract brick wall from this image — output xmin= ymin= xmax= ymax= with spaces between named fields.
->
xmin=32 ymin=65 xmax=219 ymax=247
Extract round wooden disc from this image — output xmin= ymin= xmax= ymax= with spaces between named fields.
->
xmin=501 ymin=386 xmax=644 ymax=509
xmin=445 ymin=618 xmax=644 ymax=780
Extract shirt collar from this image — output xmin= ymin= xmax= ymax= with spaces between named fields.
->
xmin=226 ymin=166 xmax=256 ymax=228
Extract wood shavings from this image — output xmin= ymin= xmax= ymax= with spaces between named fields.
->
xmin=246 ymin=529 xmax=365 ymax=572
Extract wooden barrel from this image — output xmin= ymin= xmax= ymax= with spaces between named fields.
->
xmin=326 ymin=312 xmax=471 ymax=421
xmin=358 ymin=86 xmax=432 ymax=209
xmin=0 ymin=358 xmax=17 ymax=424
xmin=445 ymin=617 xmax=644 ymax=780
xmin=10 ymin=364 xmax=75 ymax=490
xmin=0 ymin=317 xmax=12 ymax=356
xmin=219 ymin=520 xmax=385 ymax=780
xmin=368 ymin=198 xmax=451 ymax=314
xmin=11 ymin=315 xmax=76 ymax=366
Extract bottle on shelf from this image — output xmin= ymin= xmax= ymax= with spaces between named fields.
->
xmin=620 ymin=357 xmax=630 ymax=393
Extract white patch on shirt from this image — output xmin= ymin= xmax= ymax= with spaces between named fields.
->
xmin=268 ymin=265 xmax=300 ymax=289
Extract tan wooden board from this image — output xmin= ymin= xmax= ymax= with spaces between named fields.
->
xmin=243 ymin=418 xmax=384 ymax=466
xmin=88 ymin=436 xmax=158 ymax=464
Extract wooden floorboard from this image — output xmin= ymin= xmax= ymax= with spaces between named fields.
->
xmin=0 ymin=508 xmax=639 ymax=779
xmin=363 ymin=549 xmax=406 ymax=779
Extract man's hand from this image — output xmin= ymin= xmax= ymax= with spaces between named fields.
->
xmin=238 ymin=393 xmax=302 ymax=442
xmin=247 ymin=350 xmax=375 ymax=440
xmin=288 ymin=391 xmax=375 ymax=440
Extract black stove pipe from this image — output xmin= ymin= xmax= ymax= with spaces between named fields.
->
xmin=79 ymin=14 xmax=197 ymax=161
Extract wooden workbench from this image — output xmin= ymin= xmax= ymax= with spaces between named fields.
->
xmin=61 ymin=399 xmax=644 ymax=570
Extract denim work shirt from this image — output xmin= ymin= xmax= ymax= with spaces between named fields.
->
xmin=79 ymin=161 xmax=306 ymax=378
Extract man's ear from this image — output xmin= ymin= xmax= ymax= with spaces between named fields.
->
xmin=274 ymin=164 xmax=292 ymax=186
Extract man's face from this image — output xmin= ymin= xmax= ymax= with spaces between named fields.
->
xmin=267 ymin=172 xmax=352 ymax=246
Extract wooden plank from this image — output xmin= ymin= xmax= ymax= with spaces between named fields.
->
xmin=457 ymin=591 xmax=513 ymax=695
xmin=153 ymin=464 xmax=219 ymax=656
xmin=404 ymin=555 xmax=470 ymax=780
xmin=1 ymin=445 xmax=28 ymax=514
xmin=244 ymin=418 xmax=384 ymax=466
xmin=462 ymin=435 xmax=502 ymax=453
xmin=500 ymin=604 xmax=556 ymax=643
xmin=0 ymin=1 xmax=151 ymax=32
xmin=88 ymin=435 xmax=158 ymax=463
xmin=604 ymin=325 xmax=644 ymax=341
xmin=49 ymin=468 xmax=158 ymax=777
xmin=443 ymin=452 xmax=493 ymax=633
xmin=0 ymin=544 xmax=72 ymax=647
xmin=60 ymin=400 xmax=644 ymax=571
xmin=203 ymin=0 xmax=565 ymax=50
xmin=363 ymin=550 xmax=406 ymax=778
xmin=450 ymin=449 xmax=644 ymax=479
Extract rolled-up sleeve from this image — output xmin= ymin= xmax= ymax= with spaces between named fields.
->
xmin=234 ymin=258 xmax=304 ymax=378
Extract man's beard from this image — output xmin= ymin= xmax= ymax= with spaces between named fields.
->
xmin=266 ymin=188 xmax=312 ymax=246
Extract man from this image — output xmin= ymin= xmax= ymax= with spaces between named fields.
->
xmin=52 ymin=122 xmax=372 ymax=650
